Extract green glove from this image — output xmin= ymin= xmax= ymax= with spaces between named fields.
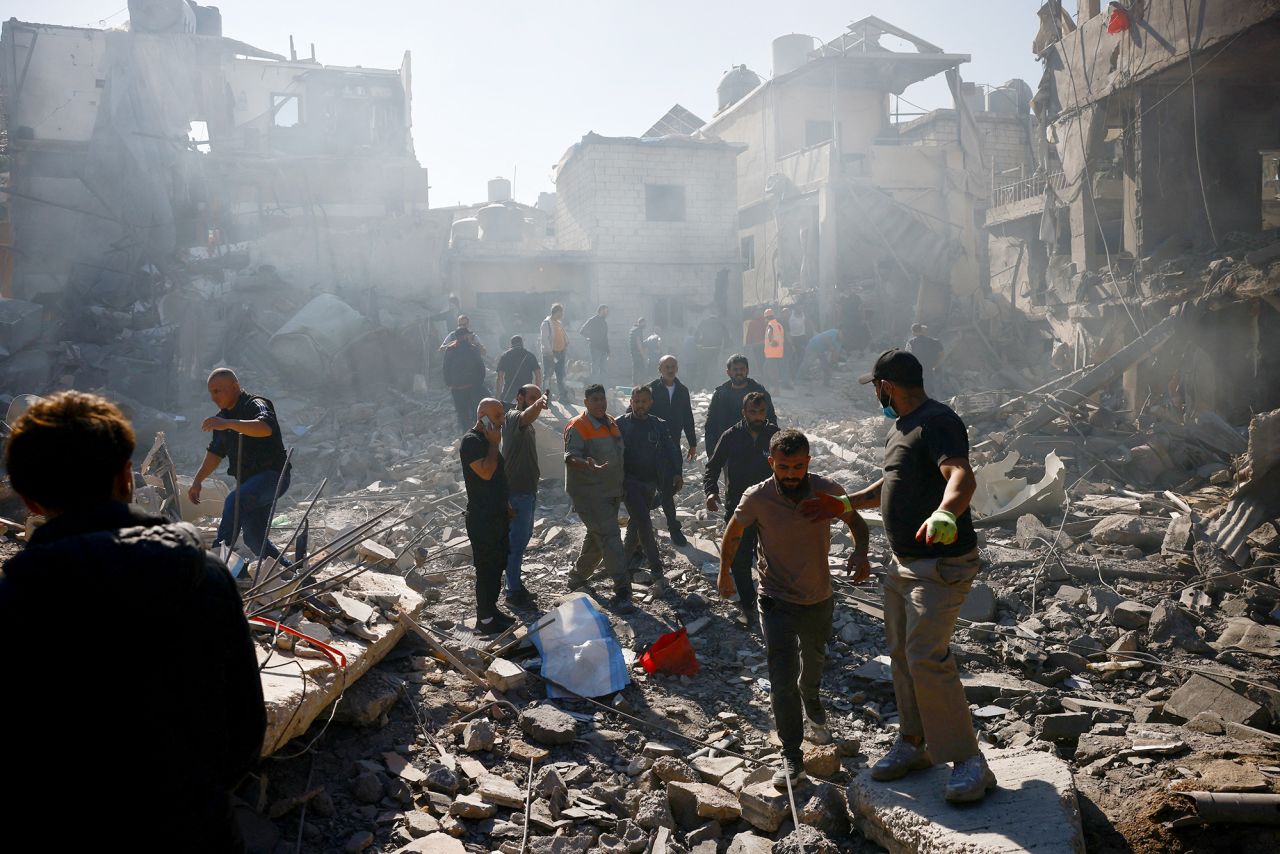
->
xmin=920 ymin=510 xmax=958 ymax=545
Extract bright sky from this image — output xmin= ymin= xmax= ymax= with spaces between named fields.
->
xmin=13 ymin=1 xmax=1045 ymax=207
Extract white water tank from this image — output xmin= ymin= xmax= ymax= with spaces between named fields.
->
xmin=717 ymin=65 xmax=762 ymax=112
xmin=487 ymin=177 xmax=512 ymax=203
xmin=772 ymin=34 xmax=815 ymax=77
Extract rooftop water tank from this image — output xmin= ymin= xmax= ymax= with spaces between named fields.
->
xmin=476 ymin=203 xmax=523 ymax=242
xmin=487 ymin=177 xmax=512 ymax=203
xmin=772 ymin=34 xmax=815 ymax=78
xmin=127 ymin=0 xmax=197 ymax=33
xmin=988 ymin=79 xmax=1033 ymax=115
xmin=959 ymin=81 xmax=986 ymax=114
xmin=717 ymin=65 xmax=762 ymax=112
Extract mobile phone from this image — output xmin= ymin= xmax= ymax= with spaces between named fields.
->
xmin=480 ymin=415 xmax=497 ymax=431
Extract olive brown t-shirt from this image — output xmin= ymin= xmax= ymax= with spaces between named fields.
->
xmin=731 ymin=474 xmax=844 ymax=606
xmin=881 ymin=398 xmax=978 ymax=559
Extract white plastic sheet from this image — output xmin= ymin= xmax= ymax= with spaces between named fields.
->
xmin=972 ymin=451 xmax=1066 ymax=525
xmin=530 ymin=593 xmax=630 ymax=699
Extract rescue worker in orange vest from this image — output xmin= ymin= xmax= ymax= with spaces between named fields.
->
xmin=764 ymin=308 xmax=788 ymax=390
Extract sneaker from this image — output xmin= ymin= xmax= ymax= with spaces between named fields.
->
xmin=771 ymin=756 xmax=809 ymax=791
xmin=669 ymin=530 xmax=689 ymax=547
xmin=506 ymin=586 xmax=535 ymax=608
xmin=870 ymin=738 xmax=934 ymax=782
xmin=610 ymin=595 xmax=636 ymax=615
xmin=476 ymin=611 xmax=517 ymax=636
xmin=945 ymin=753 xmax=997 ymax=803
xmin=566 ymin=571 xmax=591 ymax=591
xmin=803 ymin=715 xmax=833 ymax=746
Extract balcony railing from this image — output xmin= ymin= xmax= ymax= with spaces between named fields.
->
xmin=991 ymin=168 xmax=1066 ymax=208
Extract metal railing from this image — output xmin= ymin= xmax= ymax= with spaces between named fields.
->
xmin=991 ymin=168 xmax=1066 ymax=208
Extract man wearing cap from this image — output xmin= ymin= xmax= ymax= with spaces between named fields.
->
xmin=804 ymin=349 xmax=993 ymax=803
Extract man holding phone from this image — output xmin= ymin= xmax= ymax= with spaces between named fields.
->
xmin=460 ymin=398 xmax=517 ymax=634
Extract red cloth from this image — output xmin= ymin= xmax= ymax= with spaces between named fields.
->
xmin=640 ymin=627 xmax=700 ymax=676
xmin=1107 ymin=6 xmax=1131 ymax=34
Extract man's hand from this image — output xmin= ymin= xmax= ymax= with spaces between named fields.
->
xmin=846 ymin=552 xmax=872 ymax=582
xmin=587 ymin=457 xmax=608 ymax=470
xmin=673 ymin=476 xmax=683 ymax=492
xmin=201 ymin=416 xmax=227 ymax=432
xmin=686 ymin=445 xmax=697 ymax=461
xmin=482 ymin=423 xmax=502 ymax=444
xmin=717 ymin=567 xmax=736 ymax=599
xmin=187 ymin=480 xmax=202 ymax=505
xmin=799 ymin=492 xmax=850 ymax=522
xmin=916 ymin=509 xmax=959 ymax=545
xmin=706 ymin=494 xmax=719 ymax=513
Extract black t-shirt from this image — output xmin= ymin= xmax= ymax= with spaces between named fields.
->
xmin=496 ymin=347 xmax=540 ymax=399
xmin=460 ymin=429 xmax=508 ymax=519
xmin=207 ymin=392 xmax=288 ymax=482
xmin=881 ymin=398 xmax=977 ymax=559
xmin=907 ymin=335 xmax=944 ymax=369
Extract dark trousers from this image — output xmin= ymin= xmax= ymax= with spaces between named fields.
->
xmin=725 ymin=495 xmax=758 ymax=612
xmin=761 ymin=594 xmax=834 ymax=764
xmin=467 ymin=512 xmax=510 ymax=619
xmin=659 ymin=482 xmax=682 ymax=535
xmin=622 ymin=478 xmax=664 ymax=575
xmin=217 ymin=467 xmax=290 ymax=562
xmin=552 ymin=351 xmax=567 ymax=397
xmin=451 ymin=386 xmax=480 ymax=431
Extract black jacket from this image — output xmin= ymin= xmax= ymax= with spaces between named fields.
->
xmin=442 ymin=338 xmax=486 ymax=389
xmin=647 ymin=377 xmax=696 ymax=450
xmin=617 ymin=413 xmax=682 ymax=487
xmin=0 ymin=502 xmax=265 ymax=849
xmin=704 ymin=419 xmax=780 ymax=507
xmin=580 ymin=314 xmax=609 ymax=353
xmin=704 ymin=378 xmax=777 ymax=458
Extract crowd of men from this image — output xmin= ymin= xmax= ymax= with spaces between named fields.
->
xmin=0 ymin=292 xmax=985 ymax=848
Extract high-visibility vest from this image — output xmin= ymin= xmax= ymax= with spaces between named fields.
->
xmin=764 ymin=319 xmax=785 ymax=358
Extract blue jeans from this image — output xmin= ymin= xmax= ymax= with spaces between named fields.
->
xmin=216 ymin=467 xmax=290 ymax=562
xmin=505 ymin=492 xmax=536 ymax=592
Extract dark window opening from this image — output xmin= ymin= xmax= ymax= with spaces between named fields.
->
xmin=741 ymin=235 xmax=756 ymax=270
xmin=645 ymin=184 xmax=686 ymax=222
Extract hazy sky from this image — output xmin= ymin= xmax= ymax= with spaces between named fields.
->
xmin=13 ymin=1 xmax=1045 ymax=206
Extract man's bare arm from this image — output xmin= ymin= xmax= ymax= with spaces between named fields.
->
xmin=937 ymin=458 xmax=976 ymax=516
xmin=717 ymin=516 xmax=745 ymax=598
xmin=469 ymin=438 xmax=501 ymax=480
xmin=187 ymin=451 xmax=223 ymax=503
xmin=518 ymin=393 xmax=548 ymax=427
xmin=847 ymin=478 xmax=884 ymax=510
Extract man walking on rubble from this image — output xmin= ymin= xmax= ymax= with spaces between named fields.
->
xmin=461 ymin=398 xmax=517 ymax=634
xmin=617 ymin=385 xmax=682 ymax=592
xmin=808 ymin=349 xmax=995 ymax=803
xmin=647 ymin=355 xmax=697 ymax=547
xmin=705 ymin=354 xmax=777 ymax=460
xmin=541 ymin=302 xmax=569 ymax=400
xmin=718 ymin=429 xmax=870 ymax=790
xmin=906 ymin=323 xmax=944 ymax=395
xmin=496 ymin=335 xmax=542 ymax=405
xmin=1 ymin=392 xmax=265 ymax=850
xmin=580 ymin=304 xmax=611 ymax=386
xmin=629 ymin=317 xmax=649 ymax=386
xmin=564 ymin=384 xmax=633 ymax=614
xmin=189 ymin=368 xmax=292 ymax=566
xmin=502 ymin=384 xmax=548 ymax=609
xmin=443 ymin=326 xmax=488 ymax=431
xmin=704 ymin=391 xmax=777 ymax=631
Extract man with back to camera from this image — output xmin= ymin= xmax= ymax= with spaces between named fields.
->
xmin=616 ymin=384 xmax=682 ymax=592
xmin=703 ymin=391 xmax=777 ymax=632
xmin=495 ymin=335 xmax=542 ymax=405
xmin=805 ymin=348 xmax=994 ymax=803
xmin=579 ymin=304 xmax=611 ymax=385
xmin=647 ymin=355 xmax=697 ymax=547
xmin=501 ymin=384 xmax=548 ymax=609
xmin=443 ymin=326 xmax=488 ymax=431
xmin=718 ymin=429 xmax=870 ymax=790
xmin=460 ymin=397 xmax=517 ymax=634
xmin=188 ymin=368 xmax=291 ymax=566
xmin=0 ymin=392 xmax=265 ymax=850
xmin=704 ymin=353 xmax=777 ymax=461
xmin=563 ymin=383 xmax=633 ymax=613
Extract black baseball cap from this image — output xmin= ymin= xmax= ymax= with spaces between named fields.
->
xmin=858 ymin=349 xmax=923 ymax=386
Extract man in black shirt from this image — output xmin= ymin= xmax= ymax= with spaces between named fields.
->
xmin=617 ymin=385 xmax=681 ymax=590
xmin=703 ymin=391 xmax=777 ymax=630
xmin=460 ymin=397 xmax=516 ymax=634
xmin=443 ymin=327 xmax=488 ymax=431
xmin=495 ymin=335 xmax=542 ymax=404
xmin=647 ymin=355 xmax=696 ymax=547
xmin=704 ymin=354 xmax=777 ymax=460
xmin=817 ymin=349 xmax=992 ymax=804
xmin=2 ymin=392 xmax=264 ymax=850
xmin=906 ymin=323 xmax=944 ymax=394
xmin=189 ymin=369 xmax=291 ymax=565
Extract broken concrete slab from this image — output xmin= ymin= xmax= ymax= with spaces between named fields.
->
xmin=666 ymin=781 xmax=742 ymax=827
xmin=1214 ymin=617 xmax=1280 ymax=658
xmin=484 ymin=657 xmax=527 ymax=693
xmin=259 ymin=570 xmax=424 ymax=755
xmin=847 ymin=745 xmax=1084 ymax=854
xmin=1090 ymin=514 xmax=1168 ymax=551
xmin=1164 ymin=674 xmax=1266 ymax=727
xmin=959 ymin=582 xmax=997 ymax=622
xmin=520 ymin=704 xmax=579 ymax=745
xmin=738 ymin=782 xmax=789 ymax=833
xmin=1110 ymin=601 xmax=1153 ymax=629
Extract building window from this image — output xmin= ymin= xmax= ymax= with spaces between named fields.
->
xmin=741 ymin=235 xmax=755 ymax=270
xmin=271 ymin=94 xmax=301 ymax=128
xmin=645 ymin=184 xmax=685 ymax=222
xmin=804 ymin=119 xmax=833 ymax=147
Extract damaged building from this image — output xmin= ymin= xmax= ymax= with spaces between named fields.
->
xmin=0 ymin=1 xmax=432 ymax=406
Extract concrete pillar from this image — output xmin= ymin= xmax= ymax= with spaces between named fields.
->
xmin=1069 ymin=190 xmax=1100 ymax=274
xmin=1078 ymin=0 xmax=1102 ymax=20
